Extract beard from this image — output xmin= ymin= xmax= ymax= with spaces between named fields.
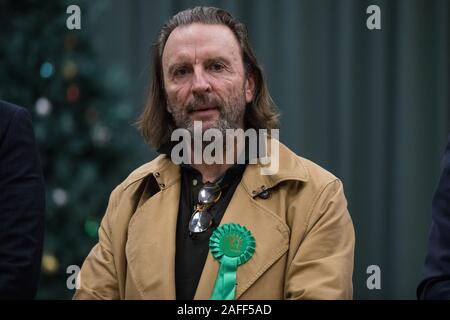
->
xmin=167 ymin=88 xmax=247 ymax=137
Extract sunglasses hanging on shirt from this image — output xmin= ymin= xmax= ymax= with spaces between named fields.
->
xmin=188 ymin=181 xmax=225 ymax=236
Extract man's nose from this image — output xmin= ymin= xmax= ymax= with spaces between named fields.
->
xmin=191 ymin=67 xmax=211 ymax=94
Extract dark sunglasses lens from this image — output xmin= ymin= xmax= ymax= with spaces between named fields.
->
xmin=189 ymin=210 xmax=213 ymax=233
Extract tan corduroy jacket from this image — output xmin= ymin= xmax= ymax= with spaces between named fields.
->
xmin=74 ymin=140 xmax=355 ymax=300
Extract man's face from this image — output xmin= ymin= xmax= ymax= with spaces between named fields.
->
xmin=162 ymin=23 xmax=255 ymax=133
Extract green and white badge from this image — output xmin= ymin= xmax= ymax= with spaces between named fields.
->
xmin=209 ymin=223 xmax=256 ymax=300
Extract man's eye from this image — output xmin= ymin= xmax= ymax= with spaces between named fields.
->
xmin=210 ymin=63 xmax=225 ymax=72
xmin=174 ymin=67 xmax=190 ymax=77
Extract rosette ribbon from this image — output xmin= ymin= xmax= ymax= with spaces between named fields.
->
xmin=209 ymin=223 xmax=256 ymax=300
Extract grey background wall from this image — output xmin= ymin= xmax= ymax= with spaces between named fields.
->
xmin=87 ymin=0 xmax=449 ymax=299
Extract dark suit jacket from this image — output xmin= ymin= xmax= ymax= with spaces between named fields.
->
xmin=0 ymin=100 xmax=45 ymax=299
xmin=418 ymin=134 xmax=450 ymax=299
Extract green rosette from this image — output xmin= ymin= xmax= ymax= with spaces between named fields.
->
xmin=209 ymin=223 xmax=256 ymax=300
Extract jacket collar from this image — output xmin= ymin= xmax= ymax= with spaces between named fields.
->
xmin=241 ymin=139 xmax=308 ymax=197
xmin=122 ymin=139 xmax=309 ymax=196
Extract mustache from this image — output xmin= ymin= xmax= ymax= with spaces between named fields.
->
xmin=186 ymin=95 xmax=224 ymax=113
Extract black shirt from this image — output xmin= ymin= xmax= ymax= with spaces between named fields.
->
xmin=175 ymin=163 xmax=246 ymax=300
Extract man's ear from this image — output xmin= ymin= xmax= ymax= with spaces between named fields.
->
xmin=245 ymin=73 xmax=255 ymax=104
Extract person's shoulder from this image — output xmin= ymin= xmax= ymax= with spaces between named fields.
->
xmin=0 ymin=100 xmax=34 ymax=149
xmin=0 ymin=100 xmax=32 ymax=136
xmin=0 ymin=100 xmax=30 ymax=121
xmin=103 ymin=154 xmax=175 ymax=217
xmin=116 ymin=154 xmax=173 ymax=191
xmin=299 ymin=156 xmax=339 ymax=185
xmin=278 ymin=141 xmax=340 ymax=188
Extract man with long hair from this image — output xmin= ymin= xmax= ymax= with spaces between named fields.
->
xmin=74 ymin=7 xmax=354 ymax=300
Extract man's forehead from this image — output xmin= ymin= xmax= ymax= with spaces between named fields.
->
xmin=162 ymin=23 xmax=242 ymax=64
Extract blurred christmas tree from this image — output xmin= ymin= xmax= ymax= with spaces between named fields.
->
xmin=0 ymin=0 xmax=140 ymax=298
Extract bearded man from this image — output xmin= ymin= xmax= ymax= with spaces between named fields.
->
xmin=74 ymin=6 xmax=355 ymax=300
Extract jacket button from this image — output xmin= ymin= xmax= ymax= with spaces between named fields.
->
xmin=154 ymin=172 xmax=160 ymax=178
xmin=159 ymin=183 xmax=165 ymax=189
xmin=258 ymin=189 xmax=271 ymax=199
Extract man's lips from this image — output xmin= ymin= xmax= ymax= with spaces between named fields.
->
xmin=190 ymin=106 xmax=219 ymax=115
xmin=188 ymin=107 xmax=220 ymax=122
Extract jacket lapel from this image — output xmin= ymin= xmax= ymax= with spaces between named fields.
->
xmin=193 ymin=165 xmax=291 ymax=300
xmin=125 ymin=161 xmax=180 ymax=299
